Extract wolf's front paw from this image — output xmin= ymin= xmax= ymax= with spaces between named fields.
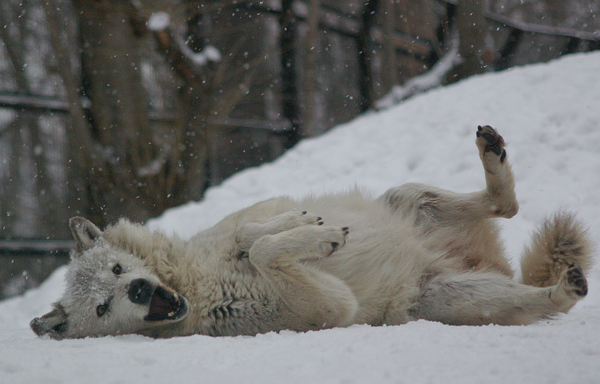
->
xmin=319 ymin=226 xmax=349 ymax=257
xmin=289 ymin=225 xmax=349 ymax=259
xmin=248 ymin=225 xmax=349 ymax=263
xmin=476 ymin=125 xmax=507 ymax=164
xmin=236 ymin=210 xmax=325 ymax=254
xmin=284 ymin=210 xmax=324 ymax=227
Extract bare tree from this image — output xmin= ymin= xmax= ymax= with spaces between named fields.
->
xmin=38 ymin=0 xmax=278 ymax=226
xmin=70 ymin=0 xmax=164 ymax=225
xmin=445 ymin=0 xmax=490 ymax=83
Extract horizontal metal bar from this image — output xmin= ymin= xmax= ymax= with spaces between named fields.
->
xmin=207 ymin=116 xmax=293 ymax=132
xmin=0 ymin=93 xmax=92 ymax=113
xmin=0 ymin=239 xmax=75 ymax=253
xmin=0 ymin=93 xmax=293 ymax=132
xmin=247 ymin=2 xmax=434 ymax=57
xmin=0 ymin=93 xmax=69 ymax=112
xmin=438 ymin=0 xmax=600 ymax=42
xmin=487 ymin=12 xmax=600 ymax=42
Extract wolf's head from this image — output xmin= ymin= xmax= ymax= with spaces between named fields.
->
xmin=30 ymin=217 xmax=188 ymax=339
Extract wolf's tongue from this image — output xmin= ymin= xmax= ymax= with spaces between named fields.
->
xmin=145 ymin=285 xmax=186 ymax=322
xmin=149 ymin=293 xmax=171 ymax=316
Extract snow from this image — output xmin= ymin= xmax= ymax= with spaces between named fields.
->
xmin=202 ymin=45 xmax=222 ymax=63
xmin=176 ymin=39 xmax=221 ymax=67
xmin=147 ymin=12 xmax=170 ymax=32
xmin=375 ymin=38 xmax=461 ymax=109
xmin=2 ymin=51 xmax=600 ymax=383
xmin=147 ymin=11 xmax=221 ymax=66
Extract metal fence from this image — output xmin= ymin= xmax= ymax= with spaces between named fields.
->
xmin=0 ymin=240 xmax=73 ymax=299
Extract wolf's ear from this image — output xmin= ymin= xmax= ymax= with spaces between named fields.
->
xmin=30 ymin=303 xmax=68 ymax=339
xmin=69 ymin=216 xmax=103 ymax=252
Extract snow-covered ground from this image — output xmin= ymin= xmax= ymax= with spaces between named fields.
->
xmin=2 ymin=51 xmax=600 ymax=384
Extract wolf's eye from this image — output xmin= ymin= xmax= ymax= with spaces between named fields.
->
xmin=112 ymin=264 xmax=122 ymax=275
xmin=96 ymin=304 xmax=108 ymax=317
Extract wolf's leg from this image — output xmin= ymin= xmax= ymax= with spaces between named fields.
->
xmin=248 ymin=225 xmax=358 ymax=328
xmin=379 ymin=125 xmax=518 ymax=222
xmin=412 ymin=265 xmax=588 ymax=325
xmin=236 ymin=210 xmax=323 ymax=253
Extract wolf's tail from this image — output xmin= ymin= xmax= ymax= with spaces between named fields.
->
xmin=521 ymin=211 xmax=593 ymax=287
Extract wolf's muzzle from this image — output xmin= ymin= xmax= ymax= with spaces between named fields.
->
xmin=128 ymin=279 xmax=154 ymax=304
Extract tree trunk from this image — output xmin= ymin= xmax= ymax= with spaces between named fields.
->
xmin=382 ymin=0 xmax=398 ymax=92
xmin=358 ymin=0 xmax=378 ymax=112
xmin=41 ymin=0 xmax=92 ymax=231
xmin=72 ymin=0 xmax=156 ymax=225
xmin=280 ymin=0 xmax=301 ymax=147
xmin=445 ymin=0 xmax=489 ymax=84
xmin=302 ymin=0 xmax=321 ymax=137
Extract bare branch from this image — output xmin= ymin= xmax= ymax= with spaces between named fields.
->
xmin=375 ymin=36 xmax=461 ymax=109
xmin=147 ymin=12 xmax=220 ymax=87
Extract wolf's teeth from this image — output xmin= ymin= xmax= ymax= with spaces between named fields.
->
xmin=173 ymin=293 xmax=179 ymax=302
xmin=168 ymin=311 xmax=175 ymax=317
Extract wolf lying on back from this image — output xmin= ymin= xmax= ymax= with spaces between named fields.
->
xmin=31 ymin=126 xmax=592 ymax=339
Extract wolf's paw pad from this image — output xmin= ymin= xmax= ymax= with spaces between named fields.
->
xmin=565 ymin=264 xmax=588 ymax=297
xmin=320 ymin=226 xmax=349 ymax=256
xmin=477 ymin=125 xmax=507 ymax=163
xmin=330 ymin=227 xmax=349 ymax=252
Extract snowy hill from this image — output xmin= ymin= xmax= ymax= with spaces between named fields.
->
xmin=2 ymin=51 xmax=600 ymax=384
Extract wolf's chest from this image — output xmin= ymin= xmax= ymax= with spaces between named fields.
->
xmin=203 ymin=263 xmax=282 ymax=336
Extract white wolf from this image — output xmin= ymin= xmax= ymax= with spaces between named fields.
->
xmin=31 ymin=126 xmax=592 ymax=339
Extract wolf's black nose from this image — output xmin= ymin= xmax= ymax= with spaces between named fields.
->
xmin=128 ymin=279 xmax=154 ymax=304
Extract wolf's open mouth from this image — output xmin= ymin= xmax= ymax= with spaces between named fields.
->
xmin=144 ymin=286 xmax=188 ymax=322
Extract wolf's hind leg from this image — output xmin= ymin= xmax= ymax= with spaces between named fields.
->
xmin=379 ymin=125 xmax=518 ymax=222
xmin=236 ymin=210 xmax=323 ymax=252
xmin=475 ymin=125 xmax=519 ymax=217
xmin=248 ymin=225 xmax=358 ymax=329
xmin=521 ymin=211 xmax=592 ymax=287
xmin=412 ymin=265 xmax=588 ymax=325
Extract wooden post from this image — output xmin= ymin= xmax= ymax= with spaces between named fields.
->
xmin=280 ymin=0 xmax=300 ymax=147
xmin=358 ymin=0 xmax=377 ymax=112
xmin=382 ymin=0 xmax=398 ymax=92
xmin=303 ymin=0 xmax=321 ymax=137
xmin=445 ymin=0 xmax=488 ymax=84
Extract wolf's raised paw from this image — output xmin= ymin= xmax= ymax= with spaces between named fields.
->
xmin=477 ymin=125 xmax=507 ymax=163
